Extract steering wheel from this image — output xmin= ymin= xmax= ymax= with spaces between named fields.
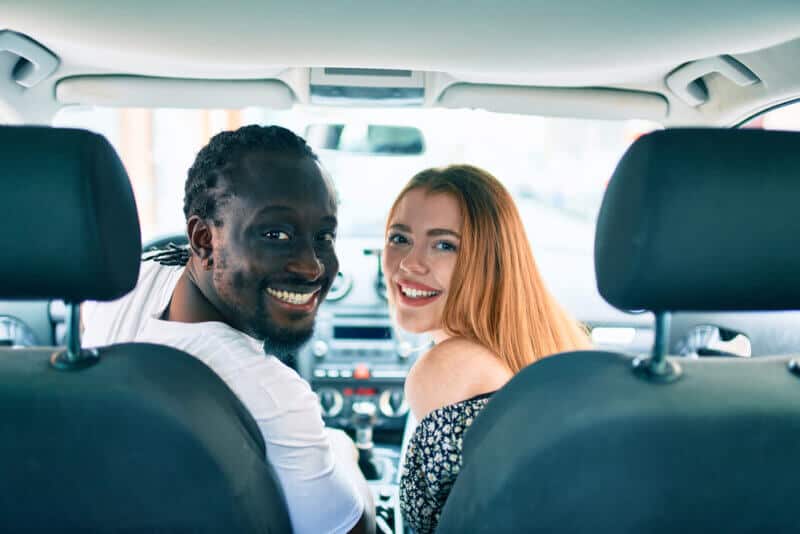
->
xmin=143 ymin=233 xmax=189 ymax=252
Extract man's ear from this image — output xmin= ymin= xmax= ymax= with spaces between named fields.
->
xmin=187 ymin=215 xmax=214 ymax=270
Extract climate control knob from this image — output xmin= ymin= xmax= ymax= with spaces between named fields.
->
xmin=312 ymin=340 xmax=329 ymax=358
xmin=317 ymin=387 xmax=344 ymax=417
xmin=378 ymin=388 xmax=409 ymax=417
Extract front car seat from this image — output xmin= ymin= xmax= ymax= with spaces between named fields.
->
xmin=0 ymin=126 xmax=291 ymax=532
xmin=437 ymin=128 xmax=800 ymax=533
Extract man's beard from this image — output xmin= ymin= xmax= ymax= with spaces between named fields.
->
xmin=246 ymin=282 xmax=321 ymax=363
xmin=259 ymin=321 xmax=315 ymax=361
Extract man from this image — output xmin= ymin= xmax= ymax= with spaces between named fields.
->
xmin=82 ymin=125 xmax=374 ymax=534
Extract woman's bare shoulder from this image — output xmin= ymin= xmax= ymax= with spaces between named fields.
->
xmin=404 ymin=337 xmax=513 ymax=421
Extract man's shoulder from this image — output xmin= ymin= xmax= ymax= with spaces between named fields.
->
xmin=169 ymin=324 xmax=312 ymax=390
xmin=83 ymin=261 xmax=184 ymax=347
xmin=101 ymin=260 xmax=183 ymax=312
xmin=137 ymin=259 xmax=184 ymax=293
xmin=127 ymin=260 xmax=184 ymax=317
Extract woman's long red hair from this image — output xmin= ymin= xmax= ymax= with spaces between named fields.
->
xmin=387 ymin=165 xmax=590 ymax=373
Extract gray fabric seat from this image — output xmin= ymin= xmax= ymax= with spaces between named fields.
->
xmin=437 ymin=129 xmax=800 ymax=533
xmin=0 ymin=126 xmax=291 ymax=532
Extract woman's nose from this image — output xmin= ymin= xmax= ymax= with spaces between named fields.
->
xmin=399 ymin=245 xmax=428 ymax=275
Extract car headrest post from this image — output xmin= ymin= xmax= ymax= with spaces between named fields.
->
xmin=632 ymin=311 xmax=682 ymax=383
xmin=50 ymin=302 xmax=99 ymax=371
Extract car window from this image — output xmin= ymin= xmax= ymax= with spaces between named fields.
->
xmin=739 ymin=100 xmax=800 ymax=130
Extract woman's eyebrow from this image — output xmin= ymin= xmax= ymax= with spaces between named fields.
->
xmin=389 ymin=223 xmax=460 ymax=238
xmin=428 ymin=228 xmax=461 ymax=238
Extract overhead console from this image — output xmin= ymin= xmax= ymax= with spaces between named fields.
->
xmin=309 ymin=67 xmax=424 ymax=106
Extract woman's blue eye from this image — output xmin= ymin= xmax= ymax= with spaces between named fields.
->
xmin=435 ymin=241 xmax=457 ymax=252
xmin=388 ymin=233 xmax=409 ymax=245
xmin=263 ymin=230 xmax=290 ymax=240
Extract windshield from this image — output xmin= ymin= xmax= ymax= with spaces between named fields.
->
xmin=55 ymin=106 xmax=655 ymax=243
xmin=55 ymin=106 xmax=657 ymax=314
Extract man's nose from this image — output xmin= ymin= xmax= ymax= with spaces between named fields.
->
xmin=285 ymin=241 xmax=325 ymax=281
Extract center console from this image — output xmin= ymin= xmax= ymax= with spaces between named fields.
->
xmin=298 ymin=310 xmax=425 ymax=533
xmin=297 ymin=306 xmax=427 ymax=533
xmin=299 ymin=311 xmax=428 ymax=434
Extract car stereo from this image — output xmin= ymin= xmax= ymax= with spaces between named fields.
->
xmin=299 ymin=312 xmax=429 ymax=432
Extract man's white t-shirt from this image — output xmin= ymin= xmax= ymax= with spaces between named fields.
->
xmin=82 ymin=260 xmax=363 ymax=534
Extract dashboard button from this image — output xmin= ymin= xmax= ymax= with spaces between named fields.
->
xmin=353 ymin=363 xmax=370 ymax=380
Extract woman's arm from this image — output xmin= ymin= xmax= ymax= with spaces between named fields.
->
xmin=405 ymin=337 xmax=513 ymax=421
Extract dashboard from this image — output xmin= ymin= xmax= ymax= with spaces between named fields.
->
xmin=300 ymin=311 xmax=418 ymax=434
xmin=5 ymin=236 xmax=800 ymax=444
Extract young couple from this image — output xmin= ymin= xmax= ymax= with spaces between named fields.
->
xmin=82 ymin=125 xmax=589 ymax=534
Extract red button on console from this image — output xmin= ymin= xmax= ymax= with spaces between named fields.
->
xmin=353 ymin=363 xmax=370 ymax=380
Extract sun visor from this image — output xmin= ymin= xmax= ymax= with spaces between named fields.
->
xmin=437 ymin=83 xmax=668 ymax=121
xmin=56 ymin=75 xmax=295 ymax=109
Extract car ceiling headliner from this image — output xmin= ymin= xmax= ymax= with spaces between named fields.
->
xmin=4 ymin=0 xmax=800 ymax=86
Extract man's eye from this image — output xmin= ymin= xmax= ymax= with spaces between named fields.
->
xmin=387 ymin=233 xmax=409 ymax=245
xmin=263 ymin=230 xmax=290 ymax=240
xmin=319 ymin=231 xmax=336 ymax=243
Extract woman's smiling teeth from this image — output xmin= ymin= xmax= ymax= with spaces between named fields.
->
xmin=266 ymin=287 xmax=316 ymax=305
xmin=399 ymin=285 xmax=440 ymax=299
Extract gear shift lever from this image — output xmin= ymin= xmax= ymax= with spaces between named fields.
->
xmin=351 ymin=400 xmax=383 ymax=480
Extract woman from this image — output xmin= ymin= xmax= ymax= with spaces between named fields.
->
xmin=384 ymin=165 xmax=590 ymax=533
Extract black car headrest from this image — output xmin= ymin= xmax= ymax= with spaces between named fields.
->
xmin=0 ymin=126 xmax=140 ymax=301
xmin=595 ymin=128 xmax=800 ymax=312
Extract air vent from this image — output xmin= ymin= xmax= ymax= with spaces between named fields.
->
xmin=310 ymin=67 xmax=424 ymax=106
xmin=326 ymin=271 xmax=353 ymax=302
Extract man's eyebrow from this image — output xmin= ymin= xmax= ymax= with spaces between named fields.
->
xmin=254 ymin=205 xmax=296 ymax=214
xmin=253 ymin=206 xmax=337 ymax=224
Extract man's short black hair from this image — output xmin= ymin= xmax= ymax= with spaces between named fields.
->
xmin=183 ymin=124 xmax=318 ymax=223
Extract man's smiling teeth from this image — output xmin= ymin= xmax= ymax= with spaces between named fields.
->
xmin=400 ymin=286 xmax=440 ymax=299
xmin=266 ymin=288 xmax=316 ymax=305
